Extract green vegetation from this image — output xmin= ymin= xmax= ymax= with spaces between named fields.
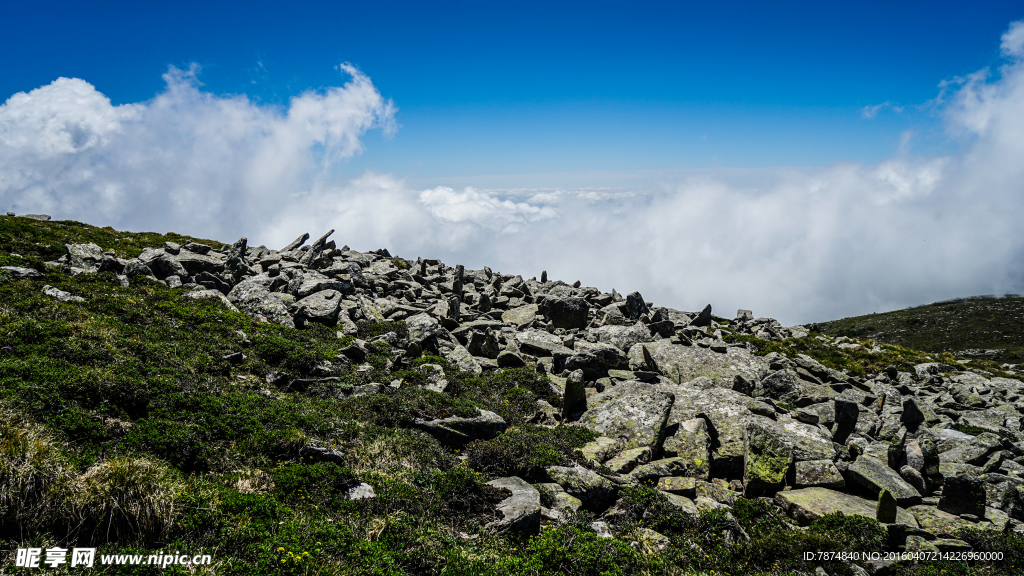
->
xmin=813 ymin=295 xmax=1024 ymax=363
xmin=2 ymin=215 xmax=1023 ymax=575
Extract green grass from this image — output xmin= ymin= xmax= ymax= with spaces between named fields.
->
xmin=813 ymin=295 xmax=1024 ymax=364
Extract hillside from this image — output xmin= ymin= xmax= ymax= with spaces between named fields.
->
xmin=2 ymin=213 xmax=1024 ymax=576
xmin=813 ymin=296 xmax=1024 ymax=364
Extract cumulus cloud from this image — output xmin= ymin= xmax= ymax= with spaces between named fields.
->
xmin=0 ymin=63 xmax=395 ymax=234
xmin=3 ymin=21 xmax=1024 ymax=325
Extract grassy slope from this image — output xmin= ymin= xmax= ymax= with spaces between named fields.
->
xmin=2 ymin=215 xmax=1021 ymax=576
xmin=812 ymin=296 xmax=1024 ymax=364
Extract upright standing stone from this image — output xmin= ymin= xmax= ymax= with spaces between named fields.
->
xmin=876 ymin=489 xmax=897 ymax=523
xmin=690 ymin=304 xmax=713 ymax=327
xmin=541 ymin=270 xmax=548 ymax=283
xmin=452 ymin=265 xmax=464 ymax=321
xmin=563 ymin=369 xmax=587 ymax=421
xmin=833 ymin=399 xmax=859 ymax=444
xmin=623 ymin=291 xmax=650 ymax=321
xmin=743 ymin=420 xmax=793 ymax=497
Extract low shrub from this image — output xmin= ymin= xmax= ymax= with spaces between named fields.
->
xmin=120 ymin=418 xmax=210 ymax=472
xmin=465 ymin=425 xmax=597 ymax=480
xmin=808 ymin=511 xmax=886 ymax=550
xmin=272 ymin=462 xmax=358 ymax=507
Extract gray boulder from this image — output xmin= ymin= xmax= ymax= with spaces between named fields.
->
xmin=645 ymin=339 xmax=766 ymax=387
xmin=793 ymin=460 xmax=845 ymax=489
xmin=848 ymin=456 xmax=922 ymax=506
xmin=412 ymin=409 xmax=507 ymax=448
xmin=563 ymin=370 xmax=588 ymax=420
xmin=592 ymin=321 xmax=652 ymax=352
xmin=184 ymin=288 xmax=240 ymax=313
xmin=292 ymin=289 xmax=343 ymax=323
xmin=540 ymin=296 xmax=589 ymax=329
xmin=545 ymin=465 xmax=619 ymax=512
xmin=564 ymin=341 xmax=628 ymax=379
xmin=42 ymin=285 xmax=84 ymax=303
xmin=776 ymin=487 xmax=918 ymax=527
xmin=938 ymin=473 xmax=987 ymax=518
xmin=174 ymin=250 xmax=226 ymax=275
xmin=485 ymin=477 xmax=541 ymax=535
xmin=65 ymin=243 xmax=104 ymax=269
xmin=743 ymin=419 xmax=793 ymax=496
xmin=622 ymin=291 xmax=650 ymax=322
xmin=1 ymin=266 xmax=42 ymax=278
xmin=227 ymin=279 xmax=295 ymax=328
xmin=577 ymin=381 xmax=675 ymax=451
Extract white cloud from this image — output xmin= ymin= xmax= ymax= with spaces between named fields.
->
xmin=1001 ymin=20 xmax=1024 ymax=58
xmin=3 ymin=21 xmax=1024 ymax=325
xmin=0 ymin=62 xmax=396 ymax=233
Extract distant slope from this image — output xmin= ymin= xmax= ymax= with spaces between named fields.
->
xmin=812 ymin=295 xmax=1024 ymax=364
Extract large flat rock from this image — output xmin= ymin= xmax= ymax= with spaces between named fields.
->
xmin=645 ymin=339 xmax=768 ymax=387
xmin=776 ymin=487 xmax=918 ymax=527
xmin=577 ymin=381 xmax=675 ymax=451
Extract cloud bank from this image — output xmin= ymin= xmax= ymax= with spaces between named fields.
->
xmin=3 ymin=22 xmax=1024 ymax=325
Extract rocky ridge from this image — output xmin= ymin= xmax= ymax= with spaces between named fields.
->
xmin=31 ymin=225 xmax=1024 ymax=567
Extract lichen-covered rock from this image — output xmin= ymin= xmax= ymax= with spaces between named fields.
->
xmin=630 ymin=457 xmax=701 ymax=482
xmin=776 ymin=487 xmax=918 ymax=527
xmin=939 ymin=432 xmax=1003 ymax=466
xmin=227 ymin=276 xmax=294 ymax=327
xmin=793 ymin=459 xmax=845 ymax=490
xmin=485 ymin=477 xmax=541 ymax=535
xmin=534 ymin=483 xmax=582 ymax=513
xmin=592 ymin=321 xmax=652 ymax=352
xmin=661 ymin=492 xmax=700 ymax=518
xmin=848 ymin=456 xmax=922 ymax=506
xmin=907 ymin=505 xmax=972 ymax=537
xmin=564 ymin=341 xmax=629 ymax=379
xmin=938 ymin=473 xmax=987 ymax=518
xmin=877 ymin=489 xmax=898 ymax=523
xmin=577 ymin=381 xmax=674 ymax=451
xmin=515 ymin=330 xmax=572 ymax=356
xmin=184 ymin=288 xmax=240 ymax=313
xmin=654 ymin=383 xmax=756 ymax=477
xmin=502 ymin=304 xmax=539 ymax=327
xmin=563 ymin=369 xmax=588 ymax=420
xmin=656 ymin=476 xmax=697 ymax=497
xmin=661 ymin=418 xmax=711 ymax=480
xmin=406 ymin=312 xmax=443 ymax=344
xmin=604 ymin=447 xmax=652 ymax=474
xmin=645 ymin=339 xmax=767 ymax=387
xmin=292 ymin=289 xmax=342 ymax=323
xmin=545 ymin=465 xmax=619 ymax=512
xmin=439 ymin=341 xmax=483 ymax=376
xmin=579 ymin=436 xmax=620 ymax=465
xmin=743 ymin=419 xmax=793 ymax=496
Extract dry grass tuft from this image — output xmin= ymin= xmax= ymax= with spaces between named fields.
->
xmin=0 ymin=408 xmax=77 ymax=537
xmin=74 ymin=457 xmax=184 ymax=545
xmin=230 ymin=468 xmax=275 ymax=493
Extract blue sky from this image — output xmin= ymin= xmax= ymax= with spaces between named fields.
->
xmin=3 ymin=2 xmax=1024 ymax=323
xmin=5 ymin=1 xmax=1021 ymax=175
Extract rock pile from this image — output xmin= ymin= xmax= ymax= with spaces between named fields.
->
xmin=44 ymin=230 xmax=1024 ymax=551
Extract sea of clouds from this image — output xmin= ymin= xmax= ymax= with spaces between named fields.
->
xmin=2 ymin=23 xmax=1024 ymax=325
